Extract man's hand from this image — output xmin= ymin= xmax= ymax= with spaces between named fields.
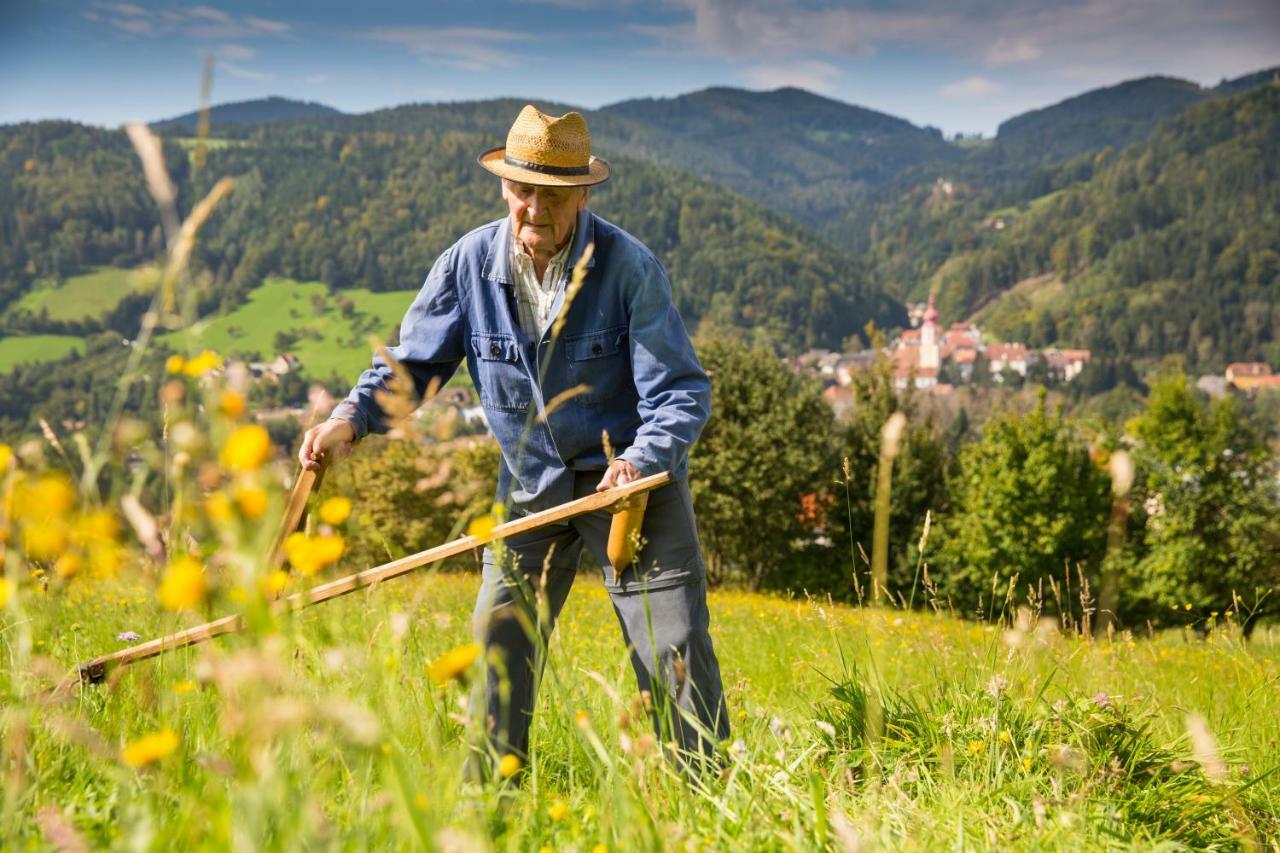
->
xmin=298 ymin=418 xmax=357 ymax=471
xmin=595 ymin=458 xmax=641 ymax=493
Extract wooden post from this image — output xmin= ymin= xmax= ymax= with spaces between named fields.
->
xmin=72 ymin=471 xmax=671 ymax=685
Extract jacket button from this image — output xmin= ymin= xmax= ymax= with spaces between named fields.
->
xmin=490 ymin=343 xmax=501 ymax=357
xmin=591 ymin=342 xmax=604 ymax=355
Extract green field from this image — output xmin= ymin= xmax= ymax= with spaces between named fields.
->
xmin=161 ymin=277 xmax=417 ymax=382
xmin=0 ymin=333 xmax=83 ymax=372
xmin=8 ymin=266 xmax=158 ymax=323
xmin=5 ymin=568 xmax=1277 ymax=848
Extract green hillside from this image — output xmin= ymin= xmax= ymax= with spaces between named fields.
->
xmin=160 ymin=277 xmax=414 ymax=383
xmin=0 ymin=333 xmax=83 ymax=373
xmin=8 ymin=265 xmax=158 ymax=323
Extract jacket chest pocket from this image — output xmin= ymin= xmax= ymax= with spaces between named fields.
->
xmin=563 ymin=325 xmax=630 ymax=404
xmin=471 ymin=333 xmax=532 ymax=412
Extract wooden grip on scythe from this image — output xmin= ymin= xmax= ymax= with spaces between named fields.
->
xmin=71 ymin=470 xmax=670 ymax=686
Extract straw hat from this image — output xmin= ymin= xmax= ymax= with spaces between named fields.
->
xmin=478 ymin=105 xmax=610 ymax=187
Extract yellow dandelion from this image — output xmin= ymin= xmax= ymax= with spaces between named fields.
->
xmin=593 ymin=845 xmax=607 ymax=853
xmin=998 ymin=730 xmax=1013 ymax=745
xmin=319 ymin=496 xmax=352 ymax=526
xmin=574 ymin=710 xmax=590 ymax=728
xmin=548 ymin=801 xmax=569 ymax=822
xmin=165 ymin=354 xmax=186 ymax=374
xmin=173 ymin=680 xmax=197 ymax=694
xmin=234 ymin=484 xmax=268 ymax=519
xmin=967 ymin=740 xmax=986 ymax=756
xmin=1022 ymin=756 xmax=1033 ymax=772
xmin=497 ymin=754 xmax=521 ymax=778
xmin=157 ymin=554 xmax=208 ymax=611
xmin=121 ymin=729 xmax=178 ymax=767
xmin=414 ymin=793 xmax=428 ymax=810
xmin=0 ymin=578 xmax=11 ymax=608
xmin=183 ymin=350 xmax=221 ymax=377
xmin=261 ymin=570 xmax=289 ymax=596
xmin=218 ymin=389 xmax=246 ymax=419
xmin=72 ymin=509 xmax=119 ymax=546
xmin=88 ymin=543 xmax=123 ymax=578
xmin=204 ymin=492 xmax=233 ymax=522
xmin=22 ymin=519 xmax=69 ymax=561
xmin=20 ymin=473 xmax=76 ymax=519
xmin=467 ymin=514 xmax=497 ymax=539
xmin=428 ymin=643 xmax=481 ymax=685
xmin=0 ymin=443 xmax=12 ymax=473
xmin=220 ymin=424 xmax=271 ymax=472
xmin=284 ymin=532 xmax=345 ymax=576
xmin=53 ymin=551 xmax=82 ymax=578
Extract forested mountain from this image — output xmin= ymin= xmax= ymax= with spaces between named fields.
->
xmin=867 ymin=84 xmax=1280 ymax=370
xmin=0 ymin=117 xmax=901 ymax=349
xmin=150 ymin=97 xmax=343 ymax=133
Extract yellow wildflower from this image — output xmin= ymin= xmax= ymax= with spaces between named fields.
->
xmin=204 ymin=492 xmax=233 ymax=522
xmin=261 ymin=570 xmax=289 ymax=596
xmin=548 ymin=801 xmax=569 ymax=822
xmin=53 ymin=552 xmax=82 ymax=578
xmin=497 ymin=754 xmax=522 ymax=778
xmin=967 ymin=740 xmax=986 ymax=756
xmin=218 ymin=390 xmax=246 ymax=419
xmin=165 ymin=355 xmax=186 ymax=374
xmin=284 ymin=532 xmax=345 ymax=576
xmin=158 ymin=554 xmax=208 ymax=611
xmin=319 ymin=496 xmax=352 ymax=526
xmin=234 ymin=484 xmax=268 ymax=519
xmin=88 ymin=543 xmax=123 ymax=578
xmin=73 ymin=509 xmax=119 ymax=546
xmin=467 ymin=514 xmax=497 ymax=539
xmin=428 ymin=643 xmax=481 ymax=685
xmin=414 ymin=793 xmax=428 ymax=810
xmin=173 ymin=681 xmax=197 ymax=694
xmin=19 ymin=473 xmax=75 ymax=519
xmin=183 ymin=350 xmax=221 ymax=377
xmin=0 ymin=578 xmax=11 ymax=608
xmin=121 ymin=729 xmax=178 ymax=767
xmin=220 ymin=424 xmax=271 ymax=471
xmin=593 ymin=845 xmax=608 ymax=853
xmin=0 ymin=443 xmax=12 ymax=472
xmin=22 ymin=519 xmax=68 ymax=560
xmin=998 ymin=730 xmax=1013 ymax=745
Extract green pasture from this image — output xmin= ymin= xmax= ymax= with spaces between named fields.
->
xmin=0 ymin=333 xmax=83 ymax=373
xmin=161 ymin=277 xmax=416 ymax=382
xmin=4 ymin=569 xmax=1277 ymax=849
xmin=8 ymin=266 xmax=158 ymax=324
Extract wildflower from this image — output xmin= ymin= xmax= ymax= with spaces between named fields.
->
xmin=53 ymin=552 xmax=82 ymax=578
xmin=261 ymin=570 xmax=289 ymax=596
xmin=165 ymin=355 xmax=186 ymax=374
xmin=593 ymin=845 xmax=608 ymax=853
xmin=20 ymin=473 xmax=76 ymax=519
xmin=414 ymin=793 xmax=428 ymax=810
xmin=1091 ymin=691 xmax=1112 ymax=708
xmin=548 ymin=801 xmax=569 ymax=822
xmin=233 ymin=484 xmax=268 ymax=519
xmin=182 ymin=350 xmax=221 ymax=377
xmin=986 ymin=674 xmax=1009 ymax=697
xmin=0 ymin=579 xmax=11 ymax=608
xmin=467 ymin=514 xmax=497 ymax=539
xmin=117 ymin=631 xmax=142 ymax=642
xmin=0 ymin=443 xmax=12 ymax=472
xmin=173 ymin=680 xmax=196 ymax=694
xmin=497 ymin=753 xmax=522 ymax=778
xmin=998 ymin=730 xmax=1013 ymax=745
xmin=218 ymin=390 xmax=246 ymax=419
xmin=121 ymin=729 xmax=178 ymax=767
xmin=284 ymin=532 xmax=345 ymax=576
xmin=319 ymin=496 xmax=352 ymax=526
xmin=574 ymin=710 xmax=590 ymax=728
xmin=157 ymin=554 xmax=208 ymax=611
xmin=204 ymin=492 xmax=233 ymax=522
xmin=73 ymin=509 xmax=119 ymax=546
xmin=23 ymin=519 xmax=68 ymax=561
xmin=220 ymin=424 xmax=271 ymax=472
xmin=428 ymin=643 xmax=481 ymax=685
xmin=1022 ymin=756 xmax=1033 ymax=772
xmin=967 ymin=740 xmax=986 ymax=756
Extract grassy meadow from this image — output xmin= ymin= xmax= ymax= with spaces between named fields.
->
xmin=5 ymin=566 xmax=1278 ymax=849
xmin=0 ymin=333 xmax=84 ymax=373
xmin=9 ymin=266 xmax=159 ymax=323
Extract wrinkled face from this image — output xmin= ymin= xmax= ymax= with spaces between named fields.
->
xmin=502 ymin=179 xmax=589 ymax=257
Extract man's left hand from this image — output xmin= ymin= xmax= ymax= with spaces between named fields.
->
xmin=595 ymin=458 xmax=641 ymax=492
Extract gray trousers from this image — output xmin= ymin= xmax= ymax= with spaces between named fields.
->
xmin=470 ymin=471 xmax=729 ymax=768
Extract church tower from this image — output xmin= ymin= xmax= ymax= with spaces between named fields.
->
xmin=920 ymin=293 xmax=940 ymax=370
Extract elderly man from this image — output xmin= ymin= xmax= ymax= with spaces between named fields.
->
xmin=299 ymin=105 xmax=729 ymax=771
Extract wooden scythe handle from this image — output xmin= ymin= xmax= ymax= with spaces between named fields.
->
xmin=606 ymin=491 xmax=650 ymax=571
xmin=70 ymin=471 xmax=672 ymax=686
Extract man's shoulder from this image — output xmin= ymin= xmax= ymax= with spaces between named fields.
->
xmin=450 ymin=218 xmax=505 ymax=258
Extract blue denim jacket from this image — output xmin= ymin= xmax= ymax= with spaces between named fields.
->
xmin=331 ymin=210 xmax=711 ymax=513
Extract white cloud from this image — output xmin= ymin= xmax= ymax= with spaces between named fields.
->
xmin=219 ymin=61 xmax=274 ymax=81
xmin=85 ymin=2 xmax=292 ymax=41
xmin=245 ymin=17 xmax=290 ymax=35
xmin=217 ymin=43 xmax=255 ymax=61
xmin=940 ymin=76 xmax=1004 ymax=98
xmin=742 ymin=60 xmax=841 ymax=94
xmin=985 ymin=37 xmax=1041 ymax=65
xmin=365 ymin=26 xmax=532 ymax=70
xmin=304 ymin=73 xmax=332 ymax=85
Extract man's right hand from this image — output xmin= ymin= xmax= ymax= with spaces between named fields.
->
xmin=298 ymin=418 xmax=357 ymax=471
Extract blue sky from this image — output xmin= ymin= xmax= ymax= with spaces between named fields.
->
xmin=2 ymin=0 xmax=1277 ymax=135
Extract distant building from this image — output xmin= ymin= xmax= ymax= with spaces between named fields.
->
xmin=986 ymin=343 xmax=1030 ymax=378
xmin=1225 ymin=362 xmax=1280 ymax=394
xmin=1196 ymin=375 xmax=1228 ymax=398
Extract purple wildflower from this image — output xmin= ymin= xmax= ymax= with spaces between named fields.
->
xmin=117 ymin=631 xmax=142 ymax=642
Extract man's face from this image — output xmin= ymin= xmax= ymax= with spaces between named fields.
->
xmin=502 ymin=179 xmax=588 ymax=257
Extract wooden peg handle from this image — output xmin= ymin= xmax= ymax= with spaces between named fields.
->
xmin=607 ymin=491 xmax=649 ymax=571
